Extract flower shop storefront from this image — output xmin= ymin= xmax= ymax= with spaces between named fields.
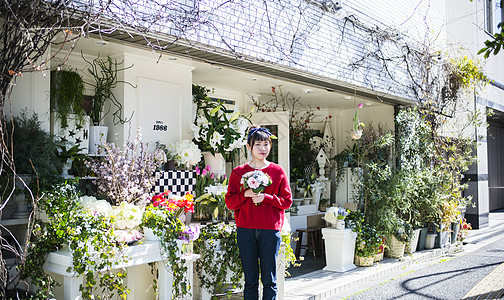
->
xmin=6 ymin=36 xmax=410 ymax=299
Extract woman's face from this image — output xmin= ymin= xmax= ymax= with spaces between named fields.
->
xmin=248 ymin=139 xmax=271 ymax=160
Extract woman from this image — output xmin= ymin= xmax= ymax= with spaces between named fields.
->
xmin=225 ymin=126 xmax=292 ymax=300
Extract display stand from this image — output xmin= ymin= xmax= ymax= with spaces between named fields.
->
xmin=322 ymin=227 xmax=357 ymax=272
xmin=43 ymin=241 xmax=200 ymax=299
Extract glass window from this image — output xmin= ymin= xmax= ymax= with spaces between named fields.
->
xmin=485 ymin=0 xmax=494 ymax=34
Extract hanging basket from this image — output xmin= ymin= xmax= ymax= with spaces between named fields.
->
xmin=350 ymin=129 xmax=363 ymax=140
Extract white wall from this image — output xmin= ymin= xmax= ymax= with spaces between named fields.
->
xmin=7 ymin=71 xmax=51 ymax=132
xmin=101 ymin=52 xmax=194 ymax=150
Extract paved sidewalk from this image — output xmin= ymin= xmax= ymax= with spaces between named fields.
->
xmin=463 ymin=262 xmax=504 ymax=299
xmin=284 ymin=210 xmax=504 ymax=300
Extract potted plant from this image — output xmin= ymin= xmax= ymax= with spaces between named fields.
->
xmin=351 ymin=102 xmax=365 ymax=139
xmin=50 ymin=68 xmax=87 ymax=129
xmin=58 ymin=143 xmax=86 ymax=176
xmin=192 ymin=96 xmax=251 ymax=174
xmin=194 ymin=223 xmax=243 ymax=297
xmin=82 ymin=52 xmax=135 ymax=153
xmin=385 ymin=220 xmax=413 ymax=259
xmin=3 ymin=110 xmax=63 ymax=193
xmin=347 ymin=211 xmax=381 ymax=267
xmin=194 ymin=178 xmax=229 ymax=222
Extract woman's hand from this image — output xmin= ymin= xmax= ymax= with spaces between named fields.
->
xmin=251 ymin=193 xmax=265 ymax=205
xmin=244 ymin=189 xmax=257 ymax=198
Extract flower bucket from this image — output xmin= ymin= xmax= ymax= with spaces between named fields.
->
xmin=405 ymin=229 xmax=421 ymax=254
xmin=373 ymin=251 xmax=384 ymax=262
xmin=451 ymin=221 xmax=460 ymax=244
xmin=417 ymin=227 xmax=428 ymax=251
xmin=354 ymin=255 xmax=374 ymax=267
xmin=89 ymin=125 xmax=108 ymax=154
xmin=202 ymin=152 xmax=226 ymax=177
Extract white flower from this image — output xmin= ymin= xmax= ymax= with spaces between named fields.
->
xmin=168 ymin=139 xmax=202 ymax=168
xmin=205 ymin=183 xmax=228 ymax=196
xmin=79 ymin=196 xmax=113 ymax=217
xmin=280 ymin=216 xmax=291 ymax=236
xmin=225 ymin=138 xmax=243 ymax=152
xmin=323 ymin=207 xmax=339 ymax=225
xmin=236 ymin=117 xmax=250 ymax=134
xmin=191 ymin=124 xmax=202 ymax=141
xmin=111 ymin=202 xmax=143 ymax=230
xmin=209 ymin=131 xmax=224 ymax=149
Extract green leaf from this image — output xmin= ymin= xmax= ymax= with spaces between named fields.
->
xmin=210 ymin=105 xmax=221 ymax=116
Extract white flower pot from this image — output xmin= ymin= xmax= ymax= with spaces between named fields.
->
xmin=350 ymin=129 xmax=363 ymax=140
xmin=322 ymin=227 xmax=357 ymax=272
xmin=62 ymin=160 xmax=72 ymax=176
xmin=425 ymin=233 xmax=437 ymax=249
xmin=202 ymin=152 xmax=226 ymax=177
xmin=335 ymin=220 xmax=345 ymax=230
xmin=89 ymin=125 xmax=108 ymax=154
xmin=143 ymin=227 xmax=159 ymax=241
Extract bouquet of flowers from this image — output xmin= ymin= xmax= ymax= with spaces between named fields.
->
xmin=178 ymin=225 xmax=200 ymax=255
xmin=240 ymin=170 xmax=272 ymax=194
xmin=323 ymin=207 xmax=349 ymax=226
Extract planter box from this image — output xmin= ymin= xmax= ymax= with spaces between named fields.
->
xmin=405 ymin=229 xmax=421 ymax=254
xmin=373 ymin=252 xmax=384 ymax=262
xmin=322 ymin=228 xmax=357 ymax=272
xmin=417 ymin=227 xmax=428 ymax=251
xmin=43 ymin=241 xmax=200 ymax=300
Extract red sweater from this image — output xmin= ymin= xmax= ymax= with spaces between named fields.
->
xmin=225 ymin=163 xmax=292 ymax=230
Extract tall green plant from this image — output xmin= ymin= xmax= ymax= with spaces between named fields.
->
xmin=82 ymin=52 xmax=135 ymax=125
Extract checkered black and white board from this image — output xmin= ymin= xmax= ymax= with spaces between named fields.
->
xmin=153 ymin=170 xmax=196 ymax=196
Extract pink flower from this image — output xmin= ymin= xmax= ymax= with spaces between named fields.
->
xmin=195 ymin=166 xmax=200 ymax=176
xmin=202 ymin=169 xmax=207 ymax=176
xmin=247 ymin=177 xmax=260 ymax=189
xmin=211 ymin=173 xmax=215 ymax=179
xmin=206 ymin=165 xmax=212 ymax=171
xmin=358 ymin=103 xmax=363 ymax=109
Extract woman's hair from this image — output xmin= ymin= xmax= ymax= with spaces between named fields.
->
xmin=247 ymin=125 xmax=272 ymax=146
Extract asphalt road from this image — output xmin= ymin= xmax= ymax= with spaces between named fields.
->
xmin=340 ymin=238 xmax=504 ymax=300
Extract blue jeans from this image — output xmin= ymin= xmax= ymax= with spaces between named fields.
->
xmin=237 ymin=227 xmax=281 ymax=300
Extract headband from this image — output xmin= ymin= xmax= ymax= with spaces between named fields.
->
xmin=248 ymin=127 xmax=277 ymax=140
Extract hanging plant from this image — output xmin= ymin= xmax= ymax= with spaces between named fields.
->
xmin=50 ymin=68 xmax=86 ymax=128
xmin=351 ymin=102 xmax=365 ymax=140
